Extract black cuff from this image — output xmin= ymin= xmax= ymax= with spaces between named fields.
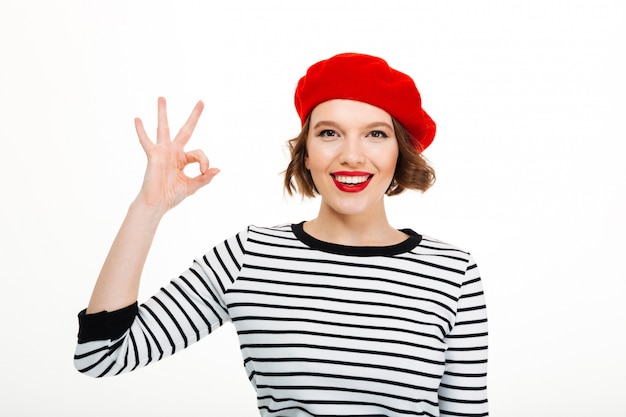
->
xmin=77 ymin=302 xmax=138 ymax=342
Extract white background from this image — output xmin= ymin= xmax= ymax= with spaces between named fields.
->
xmin=1 ymin=1 xmax=624 ymax=415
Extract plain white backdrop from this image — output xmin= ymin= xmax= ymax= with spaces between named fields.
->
xmin=1 ymin=0 xmax=624 ymax=415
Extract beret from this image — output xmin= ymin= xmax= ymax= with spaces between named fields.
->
xmin=294 ymin=53 xmax=436 ymax=152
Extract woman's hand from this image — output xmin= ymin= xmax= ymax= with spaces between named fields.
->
xmin=86 ymin=97 xmax=219 ymax=313
xmin=134 ymin=97 xmax=220 ymax=213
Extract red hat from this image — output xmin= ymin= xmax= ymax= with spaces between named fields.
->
xmin=294 ymin=53 xmax=436 ymax=152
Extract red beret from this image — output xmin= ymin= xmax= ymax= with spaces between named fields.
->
xmin=294 ymin=53 xmax=436 ymax=152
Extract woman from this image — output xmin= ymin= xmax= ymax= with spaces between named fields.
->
xmin=75 ymin=53 xmax=488 ymax=416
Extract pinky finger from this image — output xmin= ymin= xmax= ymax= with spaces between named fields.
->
xmin=134 ymin=118 xmax=153 ymax=152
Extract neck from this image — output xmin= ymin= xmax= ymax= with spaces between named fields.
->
xmin=304 ymin=204 xmax=407 ymax=247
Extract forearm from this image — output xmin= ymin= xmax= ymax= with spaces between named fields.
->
xmin=86 ymin=199 xmax=165 ymax=313
xmin=84 ymin=97 xmax=216 ymax=312
xmin=438 ymin=257 xmax=489 ymax=416
xmin=75 ymin=229 xmax=245 ymax=378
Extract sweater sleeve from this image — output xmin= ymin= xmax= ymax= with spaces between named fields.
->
xmin=438 ymin=255 xmax=489 ymax=416
xmin=73 ymin=229 xmax=248 ymax=377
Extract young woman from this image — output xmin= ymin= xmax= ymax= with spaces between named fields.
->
xmin=75 ymin=53 xmax=488 ymax=417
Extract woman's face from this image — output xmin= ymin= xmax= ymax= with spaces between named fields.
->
xmin=305 ymin=99 xmax=399 ymax=219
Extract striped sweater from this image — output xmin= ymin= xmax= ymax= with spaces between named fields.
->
xmin=75 ymin=222 xmax=488 ymax=416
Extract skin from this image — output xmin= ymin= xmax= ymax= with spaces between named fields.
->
xmin=303 ymin=99 xmax=408 ymax=247
xmin=86 ymin=97 xmax=406 ymax=313
xmin=86 ymin=97 xmax=219 ymax=313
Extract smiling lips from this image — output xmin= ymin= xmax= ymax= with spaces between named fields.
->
xmin=331 ymin=171 xmax=373 ymax=193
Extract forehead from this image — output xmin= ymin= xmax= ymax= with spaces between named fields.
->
xmin=309 ymin=99 xmax=393 ymax=126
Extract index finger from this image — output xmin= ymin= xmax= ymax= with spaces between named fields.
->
xmin=173 ymin=100 xmax=205 ymax=145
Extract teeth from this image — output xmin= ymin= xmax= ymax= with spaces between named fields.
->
xmin=335 ymin=175 xmax=369 ymax=184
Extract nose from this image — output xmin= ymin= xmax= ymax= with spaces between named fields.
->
xmin=338 ymin=136 xmax=365 ymax=166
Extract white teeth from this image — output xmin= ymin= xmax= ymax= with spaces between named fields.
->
xmin=335 ymin=175 xmax=369 ymax=184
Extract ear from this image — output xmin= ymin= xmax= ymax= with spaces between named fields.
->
xmin=304 ymin=154 xmax=310 ymax=170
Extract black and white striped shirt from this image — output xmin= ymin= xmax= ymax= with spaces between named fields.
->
xmin=75 ymin=223 xmax=488 ymax=416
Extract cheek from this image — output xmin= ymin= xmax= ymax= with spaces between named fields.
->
xmin=390 ymin=152 xmax=400 ymax=171
xmin=304 ymin=142 xmax=325 ymax=172
xmin=379 ymin=145 xmax=399 ymax=174
xmin=304 ymin=138 xmax=313 ymax=170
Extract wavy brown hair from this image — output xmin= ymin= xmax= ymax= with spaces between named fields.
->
xmin=284 ymin=116 xmax=435 ymax=197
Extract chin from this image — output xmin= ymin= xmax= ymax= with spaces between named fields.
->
xmin=325 ymin=199 xmax=381 ymax=217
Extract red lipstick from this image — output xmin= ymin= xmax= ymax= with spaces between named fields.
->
xmin=331 ymin=171 xmax=373 ymax=193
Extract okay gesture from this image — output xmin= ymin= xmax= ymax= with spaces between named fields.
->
xmin=133 ymin=97 xmax=220 ymax=213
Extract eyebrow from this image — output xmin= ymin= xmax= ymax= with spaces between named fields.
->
xmin=312 ymin=120 xmax=394 ymax=131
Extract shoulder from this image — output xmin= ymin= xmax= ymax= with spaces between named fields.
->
xmin=246 ymin=223 xmax=295 ymax=236
xmin=417 ymin=234 xmax=472 ymax=258
xmin=405 ymin=233 xmax=479 ymax=277
xmin=218 ymin=224 xmax=296 ymax=247
xmin=244 ymin=223 xmax=299 ymax=243
xmin=236 ymin=223 xmax=305 ymax=253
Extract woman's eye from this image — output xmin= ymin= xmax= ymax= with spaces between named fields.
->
xmin=319 ymin=129 xmax=338 ymax=137
xmin=368 ymin=130 xmax=388 ymax=138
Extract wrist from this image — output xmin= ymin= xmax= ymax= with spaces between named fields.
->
xmin=128 ymin=198 xmax=168 ymax=223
